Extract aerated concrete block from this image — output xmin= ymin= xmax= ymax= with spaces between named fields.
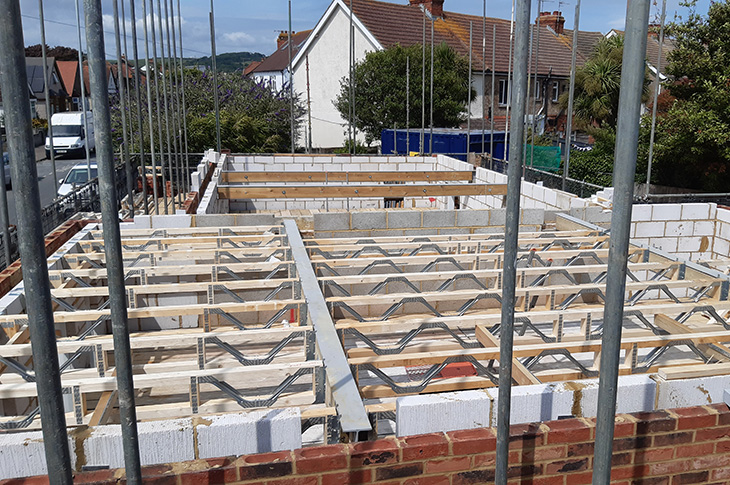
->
xmin=313 ymin=212 xmax=350 ymax=231
xmin=486 ymin=383 xmax=574 ymax=426
xmin=83 ymin=418 xmax=195 ymax=469
xmin=0 ymin=431 xmax=75 ymax=479
xmin=396 ymin=390 xmax=491 ymax=437
xmin=656 ymin=375 xmax=730 ymax=409
xmin=456 ymin=210 xmax=489 ymax=227
xmin=196 ymin=408 xmax=301 ymax=458
xmin=568 ymin=375 xmax=656 ymax=418
xmin=351 ymin=211 xmax=386 ymax=230
xmin=423 ymin=210 xmax=456 ymax=228
xmin=387 ymin=211 xmax=422 ymax=229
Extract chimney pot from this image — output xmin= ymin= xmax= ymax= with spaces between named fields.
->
xmin=277 ymin=31 xmax=294 ymax=49
xmin=409 ymin=0 xmax=444 ymax=18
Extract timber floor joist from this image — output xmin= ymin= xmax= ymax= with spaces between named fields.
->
xmin=4 ymin=221 xmax=730 ymax=436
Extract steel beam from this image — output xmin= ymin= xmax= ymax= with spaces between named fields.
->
xmin=282 ymin=219 xmax=371 ymax=435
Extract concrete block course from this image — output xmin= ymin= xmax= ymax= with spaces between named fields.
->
xmin=423 ymin=210 xmax=456 ymax=228
xmin=235 ymin=213 xmax=278 ymax=226
xmin=455 ymin=210 xmax=489 ymax=227
xmin=0 ymin=431 xmax=75 ymax=479
xmin=489 ymin=209 xmax=506 ymax=226
xmin=351 ymin=211 xmax=387 ymax=230
xmin=82 ymin=419 xmax=195 ymax=469
xmin=313 ymin=212 xmax=350 ymax=231
xmin=486 ymin=383 xmax=574 ymax=426
xmin=656 ymin=375 xmax=730 ymax=409
xmin=196 ymin=408 xmax=302 ymax=459
xmin=396 ymin=390 xmax=491 ymax=437
xmin=521 ymin=209 xmax=544 ymax=225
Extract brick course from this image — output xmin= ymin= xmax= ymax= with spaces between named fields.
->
xmin=5 ymin=404 xmax=730 ymax=484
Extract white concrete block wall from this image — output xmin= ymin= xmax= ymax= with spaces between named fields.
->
xmin=0 ymin=431 xmax=75 ymax=479
xmin=196 ymin=408 xmax=302 ymax=459
xmin=395 ymin=390 xmax=491 ymax=437
xmin=655 ymin=374 xmax=730 ymax=409
xmin=0 ymin=410 xmax=303 ymax=479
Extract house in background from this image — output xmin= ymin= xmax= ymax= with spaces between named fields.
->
xmin=56 ymin=60 xmax=82 ymax=111
xmin=249 ymin=30 xmax=312 ymax=92
xmin=24 ymin=57 xmax=67 ymax=118
xmin=287 ymin=0 xmax=605 ymax=151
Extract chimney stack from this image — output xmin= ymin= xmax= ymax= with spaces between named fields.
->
xmin=409 ymin=0 xmax=444 ymax=18
xmin=277 ymin=31 xmax=294 ymax=49
xmin=536 ymin=11 xmax=565 ymax=35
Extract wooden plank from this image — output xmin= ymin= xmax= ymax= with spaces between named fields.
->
xmin=475 ymin=324 xmax=540 ymax=385
xmin=658 ymin=363 xmax=730 ymax=380
xmin=221 ymin=171 xmax=475 ymax=183
xmin=217 ymin=184 xmax=507 ymax=199
xmin=654 ymin=313 xmax=730 ymax=362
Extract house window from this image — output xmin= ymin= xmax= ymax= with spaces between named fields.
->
xmin=534 ymin=78 xmax=541 ymax=99
xmin=498 ymin=79 xmax=511 ymax=106
xmin=552 ymin=81 xmax=560 ymax=102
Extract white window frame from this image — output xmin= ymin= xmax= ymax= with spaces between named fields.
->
xmin=552 ymin=81 xmax=560 ymax=102
xmin=498 ymin=79 xmax=511 ymax=106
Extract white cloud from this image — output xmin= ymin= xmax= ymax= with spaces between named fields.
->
xmin=221 ymin=31 xmax=255 ymax=45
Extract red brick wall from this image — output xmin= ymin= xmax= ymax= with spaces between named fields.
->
xmin=4 ymin=404 xmax=730 ymax=484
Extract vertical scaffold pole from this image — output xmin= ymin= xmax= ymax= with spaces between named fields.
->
xmin=495 ymin=0 xmax=531 ymax=483
xmin=0 ymin=1 xmax=73 ymax=481
xmin=592 ymin=1 xmax=651 ymax=484
xmin=84 ymin=0 xmax=143 ymax=481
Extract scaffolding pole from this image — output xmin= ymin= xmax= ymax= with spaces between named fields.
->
xmin=129 ymin=0 xmax=149 ymax=214
xmin=112 ymin=0 xmax=135 ymax=217
xmin=645 ymin=0 xmax=667 ymax=197
xmin=562 ymin=0 xmax=581 ymax=191
xmin=0 ymin=1 xmax=73 ymax=481
xmin=156 ymin=0 xmax=175 ymax=211
xmin=176 ymin=0 xmax=190 ymax=195
xmin=496 ymin=0 xmax=531 ymax=483
xmin=141 ymin=0 xmax=160 ymax=214
xmin=84 ymin=0 xmax=143 ymax=480
xmin=209 ymin=0 xmax=221 ymax=153
xmin=38 ymin=0 xmax=58 ymax=195
xmin=592 ymin=1 xmax=651 ymax=484
xmin=74 ymin=0 xmax=93 ymax=179
xmin=149 ymin=0 xmax=169 ymax=214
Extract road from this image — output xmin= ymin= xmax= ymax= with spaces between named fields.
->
xmin=4 ymin=146 xmax=96 ymax=226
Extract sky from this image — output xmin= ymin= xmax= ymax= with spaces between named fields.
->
xmin=18 ymin=0 xmax=713 ymax=61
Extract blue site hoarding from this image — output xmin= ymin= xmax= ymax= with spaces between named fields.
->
xmin=381 ymin=128 xmax=509 ymax=161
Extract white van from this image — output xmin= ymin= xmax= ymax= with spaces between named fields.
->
xmin=45 ymin=111 xmax=94 ymax=159
xmin=57 ymin=162 xmax=98 ymax=197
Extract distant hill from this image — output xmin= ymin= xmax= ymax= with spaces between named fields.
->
xmin=183 ymin=52 xmax=266 ymax=72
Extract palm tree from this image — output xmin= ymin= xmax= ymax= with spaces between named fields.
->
xmin=561 ymin=35 xmax=649 ymax=128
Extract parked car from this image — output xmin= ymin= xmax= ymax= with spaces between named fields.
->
xmin=58 ymin=162 xmax=98 ymax=197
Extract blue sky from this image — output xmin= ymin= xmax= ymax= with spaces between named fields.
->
xmin=18 ymin=0 xmax=712 ymax=60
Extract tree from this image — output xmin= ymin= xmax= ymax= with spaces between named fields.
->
xmin=335 ymin=43 xmax=473 ymax=145
xmin=560 ymin=35 xmax=649 ymax=129
xmin=648 ymin=1 xmax=730 ymax=192
xmin=25 ymin=44 xmax=79 ymax=61
xmin=109 ymin=68 xmax=304 ymax=154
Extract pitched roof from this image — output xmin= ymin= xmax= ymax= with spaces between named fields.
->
xmin=347 ymin=0 xmax=604 ymax=77
xmin=57 ymin=60 xmax=80 ymax=97
xmin=25 ymin=56 xmax=66 ymax=99
xmin=252 ymin=30 xmax=312 ymax=74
